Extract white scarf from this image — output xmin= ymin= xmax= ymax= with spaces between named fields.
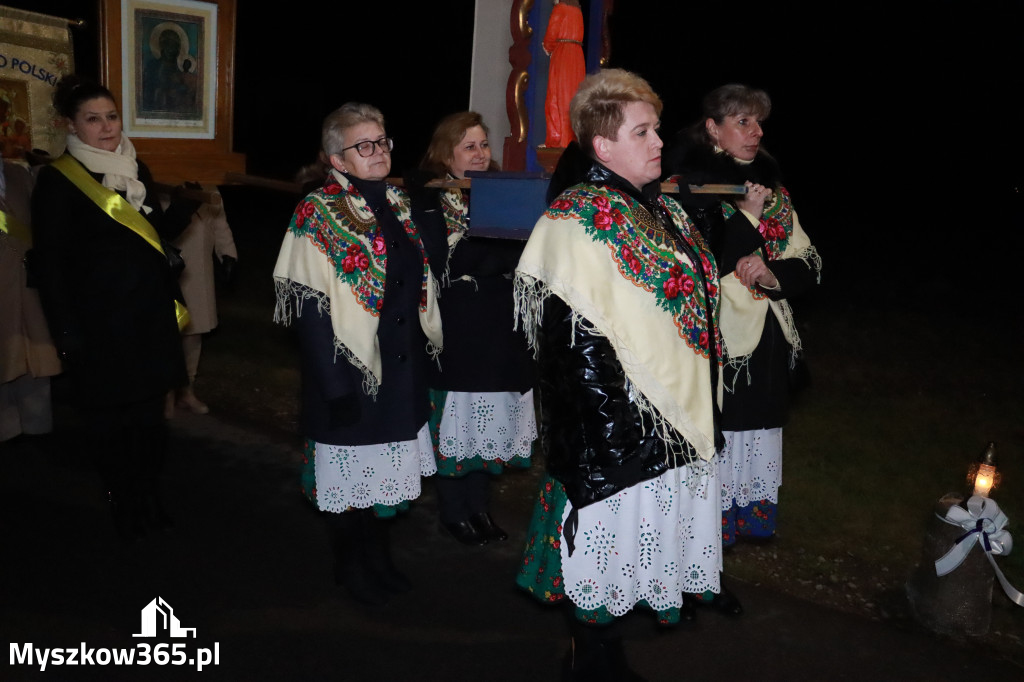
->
xmin=64 ymin=132 xmax=151 ymax=214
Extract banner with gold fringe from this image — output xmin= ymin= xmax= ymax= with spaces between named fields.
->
xmin=0 ymin=6 xmax=75 ymax=160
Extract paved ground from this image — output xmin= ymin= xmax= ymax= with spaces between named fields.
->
xmin=3 ymin=403 xmax=1022 ymax=682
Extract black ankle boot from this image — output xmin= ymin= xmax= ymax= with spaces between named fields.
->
xmin=141 ymin=491 xmax=173 ymax=532
xmin=469 ymin=511 xmax=508 ymax=542
xmin=108 ymin=491 xmax=145 ymax=544
xmin=564 ymin=618 xmax=646 ymax=682
xmin=328 ymin=512 xmax=390 ymax=606
xmin=711 ymin=583 xmax=744 ymax=616
xmin=680 ymin=593 xmax=698 ymax=624
xmin=361 ymin=512 xmax=412 ymax=594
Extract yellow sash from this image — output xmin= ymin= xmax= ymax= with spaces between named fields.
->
xmin=0 ymin=208 xmax=32 ymax=246
xmin=51 ymin=155 xmax=190 ymax=331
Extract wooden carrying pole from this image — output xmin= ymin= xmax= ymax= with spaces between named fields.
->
xmin=220 ymin=174 xmax=746 ymax=197
xmin=153 ymin=183 xmax=222 ymax=207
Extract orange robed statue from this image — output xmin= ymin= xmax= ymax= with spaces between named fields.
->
xmin=543 ymin=0 xmax=585 ymax=149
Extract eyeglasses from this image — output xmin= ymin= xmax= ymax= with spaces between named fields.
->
xmin=340 ymin=136 xmax=394 ymax=157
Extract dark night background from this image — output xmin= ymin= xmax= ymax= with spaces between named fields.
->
xmin=4 ymin=4 xmax=1023 ymax=671
xmin=7 ymin=0 xmax=1024 ymax=290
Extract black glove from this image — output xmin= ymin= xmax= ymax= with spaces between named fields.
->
xmin=55 ymin=330 xmax=84 ymax=367
xmin=215 ymin=254 xmax=236 ymax=286
xmin=327 ymin=393 xmax=361 ymax=429
xmin=173 ymin=181 xmax=204 ymax=216
xmin=23 ymin=248 xmax=40 ymax=289
xmin=403 ymin=168 xmax=442 ymax=208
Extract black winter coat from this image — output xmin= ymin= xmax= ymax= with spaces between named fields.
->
xmin=413 ymin=189 xmax=535 ymax=393
xmin=294 ymin=175 xmax=432 ymax=446
xmin=537 ymin=296 xmax=698 ymax=511
xmin=30 ymin=155 xmax=191 ymax=407
xmin=535 ymin=164 xmax=712 ymax=514
xmin=665 ymin=133 xmax=819 ymax=430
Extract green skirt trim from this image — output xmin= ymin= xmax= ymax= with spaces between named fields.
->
xmin=300 ymin=438 xmax=410 ymax=519
xmin=515 ymin=474 xmax=684 ymax=626
xmin=428 ymin=388 xmax=533 ymax=478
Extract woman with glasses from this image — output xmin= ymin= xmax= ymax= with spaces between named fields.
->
xmin=273 ymin=102 xmax=443 ymax=607
xmin=408 ymin=112 xmax=537 ymax=546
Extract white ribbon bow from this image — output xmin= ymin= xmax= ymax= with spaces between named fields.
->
xmin=935 ymin=495 xmax=1023 ymax=607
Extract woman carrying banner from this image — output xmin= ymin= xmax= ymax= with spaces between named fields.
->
xmin=515 ymin=69 xmax=724 ymax=680
xmin=273 ymin=103 xmax=442 ymax=607
xmin=666 ymin=85 xmax=821 ymax=547
xmin=408 ymin=111 xmax=537 ymax=546
xmin=664 ymin=85 xmax=822 ymax=619
xmin=29 ymin=75 xmax=198 ymax=542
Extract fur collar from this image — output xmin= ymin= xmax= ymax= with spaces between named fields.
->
xmin=666 ymin=130 xmax=783 ymax=189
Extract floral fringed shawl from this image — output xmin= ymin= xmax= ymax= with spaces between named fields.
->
xmin=438 ymin=185 xmax=468 ymax=286
xmin=718 ymin=187 xmax=822 ymax=369
xmin=273 ymin=169 xmax=442 ymax=396
xmin=515 ymin=183 xmax=722 ymax=465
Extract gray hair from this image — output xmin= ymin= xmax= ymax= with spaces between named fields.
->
xmin=322 ymin=102 xmax=386 ymax=157
xmin=701 ymin=84 xmax=771 ymax=124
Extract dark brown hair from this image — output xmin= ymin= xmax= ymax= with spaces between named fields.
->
xmin=53 ymin=74 xmax=116 ymax=119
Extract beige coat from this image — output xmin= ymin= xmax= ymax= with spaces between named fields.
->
xmin=0 ymin=161 xmax=62 ymax=383
xmin=171 ymin=187 xmax=237 ymax=335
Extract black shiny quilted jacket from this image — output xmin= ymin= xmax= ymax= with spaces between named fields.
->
xmin=536 ymin=295 xmax=697 ymax=512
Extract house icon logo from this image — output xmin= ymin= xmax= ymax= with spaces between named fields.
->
xmin=132 ymin=597 xmax=197 ymax=638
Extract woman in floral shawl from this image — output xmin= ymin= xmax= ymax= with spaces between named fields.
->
xmin=273 ymin=103 xmax=442 ymax=607
xmin=665 ymin=85 xmax=822 ymax=607
xmin=409 ymin=111 xmax=537 ymax=547
xmin=514 ymin=69 xmax=724 ymax=680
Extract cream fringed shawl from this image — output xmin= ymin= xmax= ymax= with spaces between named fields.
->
xmin=438 ymin=184 xmax=468 ymax=285
xmin=718 ymin=187 xmax=822 ymax=370
xmin=514 ymin=184 xmax=722 ymax=465
xmin=272 ymin=169 xmax=442 ymax=395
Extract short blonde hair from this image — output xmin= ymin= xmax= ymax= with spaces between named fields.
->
xmin=570 ymin=69 xmax=663 ymax=158
xmin=322 ymin=102 xmax=385 ymax=157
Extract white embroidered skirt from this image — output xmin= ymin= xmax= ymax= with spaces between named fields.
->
xmin=437 ymin=389 xmax=537 ymax=462
xmin=311 ymin=423 xmax=437 ymax=513
xmin=718 ymin=427 xmax=783 ymax=510
xmin=559 ymin=465 xmax=722 ymax=617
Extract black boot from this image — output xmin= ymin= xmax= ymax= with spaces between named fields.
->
xmin=327 ymin=512 xmax=390 ymax=606
xmin=564 ymin=616 xmax=646 ymax=682
xmin=140 ymin=490 xmax=173 ymax=532
xmin=680 ymin=593 xmax=698 ymax=624
xmin=136 ymin=421 xmax=172 ymax=532
xmin=711 ymin=581 xmax=744 ymax=616
xmin=466 ymin=473 xmax=507 ymax=541
xmin=689 ymin=576 xmax=744 ymax=617
xmin=361 ymin=511 xmax=412 ymax=594
xmin=469 ymin=512 xmax=508 ymax=542
xmin=108 ymin=490 xmax=146 ymax=544
xmin=94 ymin=431 xmax=144 ymax=544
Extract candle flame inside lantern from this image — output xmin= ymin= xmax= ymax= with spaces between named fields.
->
xmin=973 ymin=463 xmax=996 ymax=497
